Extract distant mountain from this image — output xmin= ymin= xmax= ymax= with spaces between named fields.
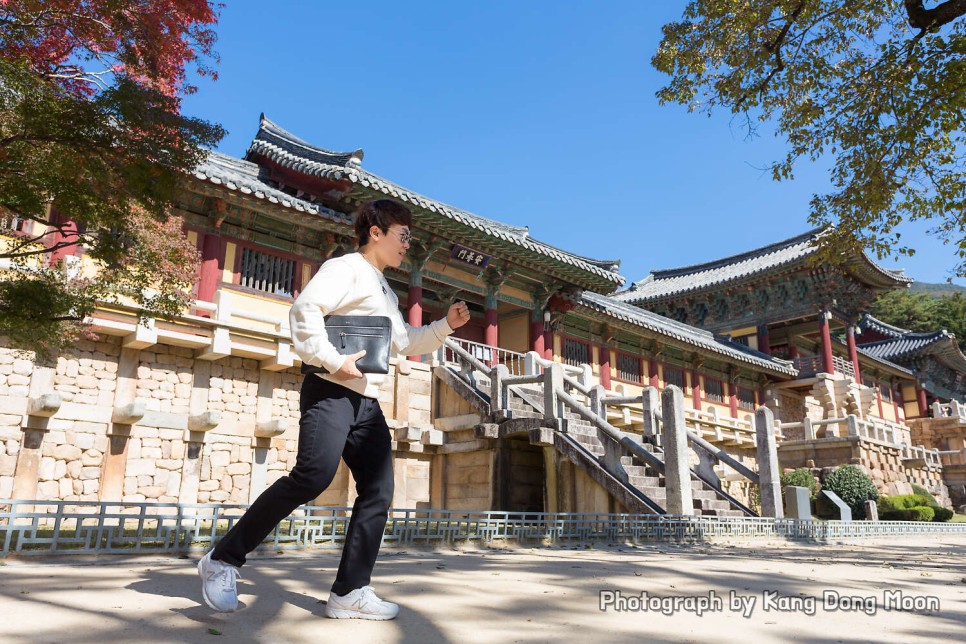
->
xmin=908 ymin=281 xmax=966 ymax=297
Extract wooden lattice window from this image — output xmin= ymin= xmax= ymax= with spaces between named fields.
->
xmin=239 ymin=247 xmax=297 ymax=296
xmin=563 ymin=337 xmax=590 ymax=367
xmin=616 ymin=353 xmax=642 ymax=384
xmin=663 ymin=365 xmax=685 ymax=388
xmin=704 ymin=378 xmax=724 ymax=403
xmin=738 ymin=387 xmax=756 ymax=410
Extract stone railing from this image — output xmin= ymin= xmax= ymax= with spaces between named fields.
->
xmin=931 ymin=400 xmax=966 ymax=421
xmin=779 ymin=415 xmax=941 ymax=468
xmin=440 ymin=338 xmax=530 ymax=375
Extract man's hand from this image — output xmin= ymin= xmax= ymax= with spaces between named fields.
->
xmin=447 ymin=301 xmax=471 ymax=329
xmin=331 ymin=349 xmax=367 ymax=380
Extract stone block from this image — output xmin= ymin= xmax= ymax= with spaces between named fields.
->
xmin=38 ymin=456 xmax=56 ymax=480
xmin=785 ymin=486 xmax=812 ymax=520
xmin=53 ymin=444 xmax=83 ymax=461
xmin=0 ymin=453 xmax=17 ymax=476
xmin=83 ymin=479 xmax=99 ymax=495
xmin=37 ymin=480 xmax=59 ymax=498
xmin=80 ymin=466 xmax=101 ymax=480
xmin=53 ymin=460 xmax=67 ymax=480
xmin=227 ymin=463 xmax=250 ymax=475
xmin=125 ymin=458 xmax=156 ymax=477
xmin=209 ymin=450 xmax=230 ymax=468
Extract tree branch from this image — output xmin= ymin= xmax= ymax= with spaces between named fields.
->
xmin=904 ymin=0 xmax=966 ymax=32
xmin=735 ymin=3 xmax=805 ymax=109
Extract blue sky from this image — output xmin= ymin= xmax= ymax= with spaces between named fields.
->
xmin=182 ymin=1 xmax=966 ymax=288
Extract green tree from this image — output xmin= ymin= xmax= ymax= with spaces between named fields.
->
xmin=0 ymin=1 xmax=225 ymax=359
xmin=872 ymin=290 xmax=966 ymax=349
xmin=654 ymin=1 xmax=966 ymax=277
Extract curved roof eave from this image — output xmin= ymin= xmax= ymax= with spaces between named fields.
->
xmin=579 ymin=292 xmax=798 ymax=377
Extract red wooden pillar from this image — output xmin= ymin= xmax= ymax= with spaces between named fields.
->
xmin=47 ymin=208 xmax=79 ymax=266
xmin=819 ymin=311 xmax=835 ymax=374
xmin=917 ymin=382 xmax=929 ymax=417
xmin=543 ymin=327 xmax=553 ymax=361
xmin=876 ymin=385 xmax=885 ymax=419
xmin=756 ymin=324 xmax=771 ymax=355
xmin=892 ymin=386 xmax=902 ymax=421
xmin=484 ymin=305 xmax=499 ymax=366
xmin=648 ymin=359 xmax=660 ymax=389
xmin=845 ymin=324 xmax=861 ymax=382
xmin=530 ymin=311 xmax=545 ymax=357
xmin=691 ymin=370 xmax=702 ymax=410
xmin=728 ymin=382 xmax=739 ymax=418
xmin=196 ymin=233 xmax=223 ymax=304
xmin=407 ymin=272 xmax=423 ymax=361
xmin=599 ymin=345 xmax=611 ymax=390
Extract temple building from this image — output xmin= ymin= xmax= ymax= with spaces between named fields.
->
xmin=1 ymin=115 xmax=964 ymax=516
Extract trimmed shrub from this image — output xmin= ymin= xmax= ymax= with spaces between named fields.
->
xmin=910 ymin=484 xmax=940 ymax=507
xmin=932 ymin=507 xmax=954 ymax=522
xmin=822 ymin=465 xmax=878 ymax=519
xmin=780 ymin=468 xmax=818 ymax=498
xmin=879 ymin=494 xmax=932 ymax=513
xmin=882 ymin=506 xmax=935 ymax=522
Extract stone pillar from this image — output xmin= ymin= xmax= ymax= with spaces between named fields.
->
xmin=756 ymin=323 xmax=771 ymax=355
xmin=101 ymin=348 xmax=142 ymax=502
xmin=755 ymin=406 xmax=783 ymax=518
xmin=660 ymin=385 xmax=693 ymax=516
xmin=819 ymin=310 xmax=835 ymax=374
xmin=13 ymin=364 xmax=58 ymax=501
xmin=196 ymin=232 xmax=223 ymax=304
xmin=845 ymin=324 xmax=861 ymax=382
xmin=179 ymin=360 xmax=211 ymax=504
xmin=598 ymin=344 xmax=611 ymax=390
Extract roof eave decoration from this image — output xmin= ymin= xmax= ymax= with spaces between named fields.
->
xmin=613 ymin=227 xmax=911 ymax=304
xmin=235 ymin=116 xmax=624 ymax=292
xmin=190 ymin=151 xmax=353 ymax=226
xmin=579 ymin=292 xmax=798 ymax=377
xmin=858 ymin=313 xmax=910 ymax=339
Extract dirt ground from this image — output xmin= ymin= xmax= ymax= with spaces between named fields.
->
xmin=1 ymin=535 xmax=964 ymax=643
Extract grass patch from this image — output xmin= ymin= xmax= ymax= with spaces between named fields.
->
xmin=950 ymin=513 xmax=966 ymax=523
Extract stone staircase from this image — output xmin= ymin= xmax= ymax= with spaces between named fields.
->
xmin=503 ymin=386 xmax=747 ymax=517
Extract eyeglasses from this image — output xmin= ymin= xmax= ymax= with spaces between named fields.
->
xmin=388 ymin=228 xmax=412 ymax=245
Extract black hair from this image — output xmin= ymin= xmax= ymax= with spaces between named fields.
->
xmin=354 ymin=199 xmax=412 ymax=247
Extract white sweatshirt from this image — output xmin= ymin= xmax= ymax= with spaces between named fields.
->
xmin=289 ymin=252 xmax=453 ymax=398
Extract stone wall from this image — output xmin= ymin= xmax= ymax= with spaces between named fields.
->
xmin=0 ymin=336 xmax=442 ymax=512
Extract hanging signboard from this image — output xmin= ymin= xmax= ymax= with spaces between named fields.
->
xmin=450 ymin=244 xmax=490 ymax=269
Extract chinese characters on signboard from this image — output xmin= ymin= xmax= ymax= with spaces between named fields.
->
xmin=450 ymin=244 xmax=490 ymax=269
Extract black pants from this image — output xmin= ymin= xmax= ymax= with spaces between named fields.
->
xmin=212 ymin=376 xmax=394 ymax=596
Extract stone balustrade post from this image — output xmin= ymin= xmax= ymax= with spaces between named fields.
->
xmin=755 ymin=406 xmax=783 ymax=518
xmin=661 ymin=385 xmax=693 ymax=516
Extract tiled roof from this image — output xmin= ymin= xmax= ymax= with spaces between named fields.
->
xmin=859 ymin=330 xmax=966 ymax=371
xmin=858 ymin=314 xmax=910 ymax=339
xmin=247 ymin=114 xmax=364 ymax=169
xmin=579 ymin=292 xmax=798 ymax=376
xmin=240 ymin=115 xmax=623 ymax=287
xmin=614 ymin=229 xmax=912 ymax=303
xmin=191 ymin=151 xmax=353 ymax=225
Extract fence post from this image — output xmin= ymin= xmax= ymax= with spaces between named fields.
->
xmin=661 ymin=385 xmax=693 ymax=516
xmin=755 ymin=406 xmax=783 ymax=518
xmin=524 ymin=351 xmax=540 ymax=376
xmin=490 ymin=364 xmax=509 ymax=412
xmin=642 ymin=386 xmax=659 ymax=439
xmin=846 ymin=414 xmax=860 ymax=437
xmin=589 ymin=385 xmax=607 ymax=420
xmin=543 ymin=363 xmax=563 ymax=427
xmin=803 ymin=417 xmax=815 ymax=441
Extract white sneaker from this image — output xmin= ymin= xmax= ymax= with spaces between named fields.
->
xmin=325 ymin=586 xmax=399 ymax=620
xmin=198 ymin=550 xmax=240 ymax=612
